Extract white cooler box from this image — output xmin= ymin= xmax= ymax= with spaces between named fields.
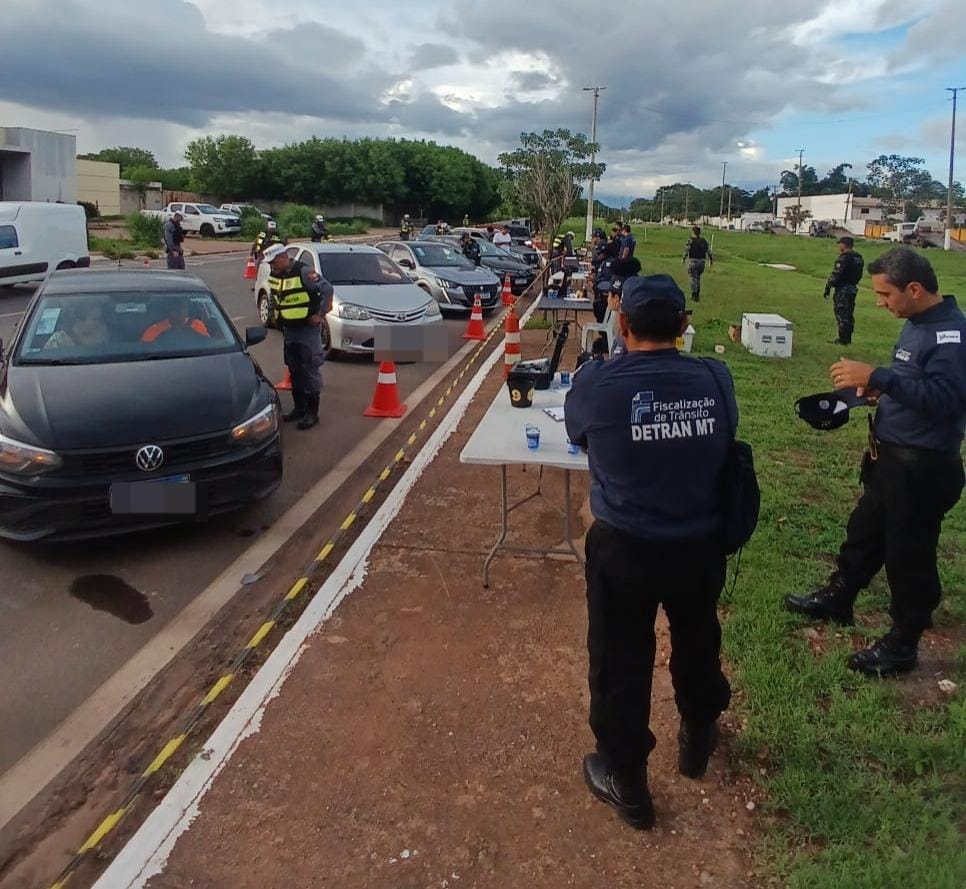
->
xmin=741 ymin=313 xmax=793 ymax=358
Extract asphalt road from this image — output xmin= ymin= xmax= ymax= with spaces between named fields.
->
xmin=0 ymin=252 xmax=474 ymax=779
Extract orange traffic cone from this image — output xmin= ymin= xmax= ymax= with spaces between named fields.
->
xmin=503 ymin=307 xmax=522 ymax=378
xmin=243 ymin=255 xmax=256 ymax=279
xmin=274 ymin=368 xmax=292 ymax=391
xmin=462 ymin=293 xmax=486 ymax=341
xmin=363 ymin=362 xmax=407 ymax=418
xmin=500 ymin=274 xmax=514 ymax=306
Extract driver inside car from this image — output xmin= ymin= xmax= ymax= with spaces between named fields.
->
xmin=141 ymin=296 xmax=210 ymax=342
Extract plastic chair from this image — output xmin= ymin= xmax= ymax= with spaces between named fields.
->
xmin=581 ymin=306 xmax=615 ymax=355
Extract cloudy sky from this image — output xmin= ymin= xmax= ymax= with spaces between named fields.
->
xmin=2 ymin=0 xmax=964 ymax=203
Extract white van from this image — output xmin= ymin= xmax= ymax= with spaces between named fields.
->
xmin=0 ymin=202 xmax=90 ymax=287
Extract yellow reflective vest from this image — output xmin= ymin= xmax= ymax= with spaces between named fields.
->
xmin=268 ymin=269 xmax=311 ymax=323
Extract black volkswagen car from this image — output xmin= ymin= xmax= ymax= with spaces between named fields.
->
xmin=0 ymin=269 xmax=282 ymax=541
xmin=426 ymin=236 xmax=536 ymax=294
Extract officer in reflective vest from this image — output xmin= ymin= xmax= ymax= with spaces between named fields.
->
xmin=251 ymin=222 xmax=282 ymax=264
xmin=263 ymin=244 xmax=333 ymax=430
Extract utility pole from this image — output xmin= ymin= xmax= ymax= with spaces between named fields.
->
xmin=582 ymin=86 xmax=606 ymax=243
xmin=659 ymin=192 xmax=665 ymax=225
xmin=843 ymin=179 xmax=853 ymax=226
xmin=727 ymin=187 xmax=733 ymax=223
xmin=795 ymin=148 xmax=805 ymax=232
xmin=719 ymin=161 xmax=727 ymax=225
xmin=945 ymin=87 xmax=964 ymax=251
xmin=684 ymin=185 xmax=690 ymax=223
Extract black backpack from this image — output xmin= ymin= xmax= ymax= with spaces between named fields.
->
xmin=701 ymin=360 xmax=760 ymax=555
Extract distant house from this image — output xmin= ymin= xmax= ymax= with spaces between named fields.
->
xmin=776 ymin=193 xmax=884 ymax=235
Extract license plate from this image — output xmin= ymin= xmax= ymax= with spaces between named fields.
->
xmin=110 ymin=476 xmax=200 ymax=516
xmin=514 ymin=278 xmax=528 ymax=285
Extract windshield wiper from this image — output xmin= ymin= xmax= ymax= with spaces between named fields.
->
xmin=19 ymin=358 xmax=87 ymax=366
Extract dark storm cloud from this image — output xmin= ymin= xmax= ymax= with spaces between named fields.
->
xmin=407 ymin=43 xmax=460 ymax=70
xmin=0 ymin=0 xmax=392 ymax=127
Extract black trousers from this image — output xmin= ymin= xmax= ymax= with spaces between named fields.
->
xmin=283 ymin=333 xmax=323 ymax=398
xmin=836 ymin=444 xmax=964 ymax=634
xmin=585 ymin=520 xmax=731 ymax=768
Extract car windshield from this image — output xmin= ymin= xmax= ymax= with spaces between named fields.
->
xmin=16 ymin=291 xmax=239 ymax=365
xmin=197 ymin=204 xmax=222 ymax=215
xmin=317 ymin=252 xmax=409 ymax=285
xmin=475 ymin=239 xmax=513 ymax=257
xmin=411 ymin=244 xmax=474 ymax=268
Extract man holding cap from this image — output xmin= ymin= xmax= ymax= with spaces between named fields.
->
xmin=263 ymin=243 xmax=333 ymax=430
xmin=565 ymin=274 xmax=738 ymax=830
xmin=787 ymin=247 xmax=965 ymax=676
xmin=824 ymin=236 xmax=864 ymax=345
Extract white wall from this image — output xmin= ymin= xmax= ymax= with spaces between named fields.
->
xmin=0 ymin=127 xmax=76 ymax=202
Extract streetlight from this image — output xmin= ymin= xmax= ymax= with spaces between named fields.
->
xmin=583 ymin=86 xmax=606 ymax=243
xmin=945 ymin=87 xmax=965 ymax=251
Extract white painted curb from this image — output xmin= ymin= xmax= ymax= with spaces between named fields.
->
xmin=94 ymin=300 xmax=538 ymax=888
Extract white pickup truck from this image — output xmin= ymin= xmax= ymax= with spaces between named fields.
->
xmin=141 ymin=202 xmax=242 ymax=237
xmin=884 ymin=218 xmax=943 ymax=247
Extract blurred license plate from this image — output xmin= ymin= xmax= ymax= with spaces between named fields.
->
xmin=110 ymin=476 xmax=199 ymax=515
xmin=514 ymin=278 xmax=528 ymax=285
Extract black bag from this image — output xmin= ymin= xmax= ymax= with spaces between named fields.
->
xmin=701 ymin=360 xmax=760 ymax=555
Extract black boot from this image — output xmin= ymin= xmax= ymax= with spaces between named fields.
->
xmin=283 ymin=391 xmax=305 ymax=423
xmin=678 ymin=719 xmax=719 ymax=778
xmin=848 ymin=628 xmax=919 ymax=677
xmin=582 ymin=753 xmax=655 ymax=830
xmin=785 ymin=575 xmax=855 ymax=625
xmin=297 ymin=393 xmax=319 ymax=430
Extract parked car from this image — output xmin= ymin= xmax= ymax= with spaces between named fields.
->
xmin=450 ymin=227 xmax=542 ymax=268
xmin=141 ymin=203 xmax=242 ymax=237
xmin=0 ymin=202 xmax=90 ymax=288
xmin=0 ymin=269 xmax=281 ymax=541
xmin=220 ymin=203 xmax=273 ymax=221
xmin=505 ymin=224 xmax=535 ymax=247
xmin=254 ymin=243 xmax=442 ymax=357
xmin=376 ymin=240 xmax=500 ymax=313
xmin=429 ymin=236 xmax=535 ymax=294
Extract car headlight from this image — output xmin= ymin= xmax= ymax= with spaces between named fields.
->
xmin=338 ymin=303 xmax=372 ymax=321
xmin=524 ymin=239 xmax=533 ymax=247
xmin=231 ymin=403 xmax=279 ymax=444
xmin=0 ymin=433 xmax=62 ymax=475
xmin=434 ymin=276 xmax=461 ymax=290
xmin=424 ymin=300 xmax=441 ymax=317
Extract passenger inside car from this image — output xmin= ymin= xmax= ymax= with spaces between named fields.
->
xmin=141 ymin=296 xmax=210 ymax=342
xmin=45 ymin=299 xmax=110 ymax=349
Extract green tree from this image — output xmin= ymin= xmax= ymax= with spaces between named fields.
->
xmin=866 ymin=154 xmax=933 ymax=221
xmin=498 ymin=129 xmax=604 ymax=246
xmin=156 ymin=167 xmax=192 ymax=191
xmin=185 ymin=135 xmax=259 ymax=199
xmin=780 ymin=164 xmax=819 ymax=196
xmin=80 ymin=146 xmax=157 ymax=176
xmin=124 ymin=165 xmax=157 ymax=210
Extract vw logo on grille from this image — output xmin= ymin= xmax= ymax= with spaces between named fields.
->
xmin=135 ymin=445 xmax=165 ymax=472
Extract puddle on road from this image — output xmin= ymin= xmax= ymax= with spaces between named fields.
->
xmin=69 ymin=575 xmax=153 ymax=624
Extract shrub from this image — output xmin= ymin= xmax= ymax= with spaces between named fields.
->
xmin=277 ymin=203 xmax=316 ymax=239
xmin=240 ymin=207 xmax=266 ymax=241
xmin=126 ymin=212 xmax=164 ymax=248
xmin=79 ymin=201 xmax=100 ymax=220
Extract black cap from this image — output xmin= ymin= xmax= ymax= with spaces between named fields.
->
xmin=620 ymin=274 xmax=686 ymax=317
xmin=795 ymin=388 xmax=867 ymax=430
xmin=837 ymin=236 xmax=854 ymax=246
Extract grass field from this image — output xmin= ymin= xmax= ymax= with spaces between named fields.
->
xmin=576 ymin=223 xmax=965 ymax=888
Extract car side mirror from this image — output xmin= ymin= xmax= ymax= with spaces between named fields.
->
xmin=398 ymin=258 xmax=414 ymax=269
xmin=245 ymin=326 xmax=268 ymax=347
xmin=0 ymin=338 xmax=5 ymax=364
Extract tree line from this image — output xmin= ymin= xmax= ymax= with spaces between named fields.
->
xmin=83 ymin=136 xmax=503 ymax=221
xmin=629 ymin=156 xmax=964 ymax=224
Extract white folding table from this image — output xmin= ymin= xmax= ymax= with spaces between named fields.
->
xmin=460 ymin=375 xmax=588 ymax=587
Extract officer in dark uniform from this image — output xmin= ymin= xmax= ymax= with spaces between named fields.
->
xmin=565 ymin=274 xmax=738 ymax=830
xmin=683 ymin=226 xmax=713 ymax=302
xmin=787 ymin=248 xmax=966 ymax=676
xmin=310 ymin=215 xmax=330 ymax=243
xmin=263 ymin=244 xmax=333 ymax=431
xmin=824 ymin=236 xmax=865 ymax=344
xmin=459 ymin=231 xmax=481 ymax=265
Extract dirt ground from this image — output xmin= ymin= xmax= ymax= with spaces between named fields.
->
xmin=134 ymin=327 xmax=759 ymax=889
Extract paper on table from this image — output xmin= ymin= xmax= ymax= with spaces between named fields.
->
xmin=542 ymin=406 xmax=566 ymax=422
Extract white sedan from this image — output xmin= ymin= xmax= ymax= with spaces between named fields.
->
xmin=255 ymin=243 xmax=443 ymax=358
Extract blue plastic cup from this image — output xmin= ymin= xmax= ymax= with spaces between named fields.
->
xmin=567 ymin=438 xmax=580 ymax=455
xmin=559 ymin=371 xmax=571 ymax=387
xmin=525 ymin=425 xmax=540 ymax=450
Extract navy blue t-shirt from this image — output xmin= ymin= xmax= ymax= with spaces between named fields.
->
xmin=620 ymin=234 xmax=637 ymax=257
xmin=565 ymin=350 xmax=738 ymax=540
xmin=869 ymin=295 xmax=966 ymax=454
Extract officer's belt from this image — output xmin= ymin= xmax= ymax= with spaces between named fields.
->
xmin=874 ymin=439 xmax=961 ymax=465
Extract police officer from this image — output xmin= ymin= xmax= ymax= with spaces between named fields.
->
xmin=435 ymin=219 xmax=448 ymax=236
xmin=263 ymin=244 xmax=333 ymax=431
xmin=551 ymin=230 xmax=576 ymax=297
xmin=565 ymin=274 xmax=737 ymax=830
xmin=683 ymin=226 xmax=713 ymax=302
xmin=459 ymin=231 xmax=481 ymax=265
xmin=824 ymin=236 xmax=864 ymax=344
xmin=310 ymin=214 xmax=329 ymax=243
xmin=399 ymin=214 xmax=413 ymax=241
xmin=251 ymin=221 xmax=282 ymax=264
xmin=787 ymin=248 xmax=966 ymax=676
